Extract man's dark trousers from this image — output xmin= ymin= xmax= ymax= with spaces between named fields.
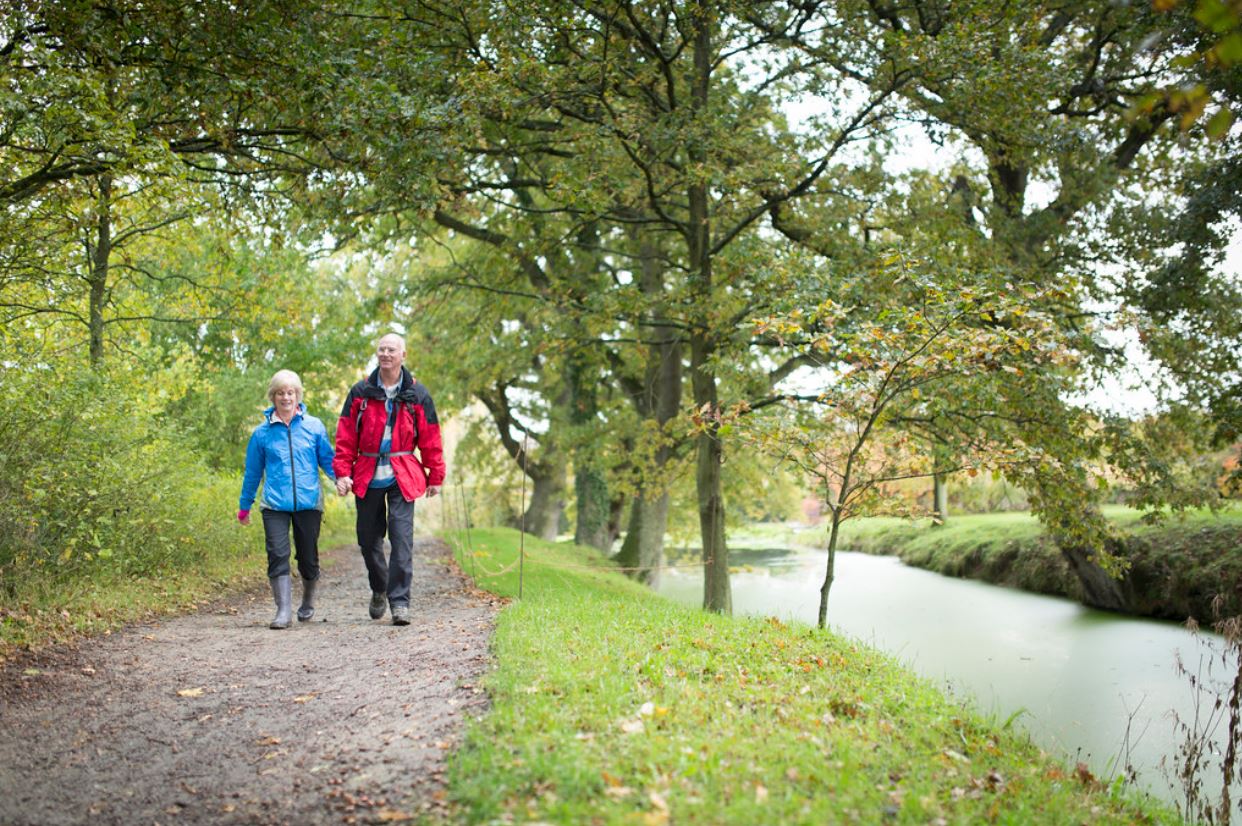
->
xmin=355 ymin=484 xmax=415 ymax=607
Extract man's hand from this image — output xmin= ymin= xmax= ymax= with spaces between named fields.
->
xmin=237 ymin=509 xmax=251 ymax=526
xmin=336 ymin=477 xmax=353 ymax=497
xmin=426 ymin=486 xmax=441 ymax=498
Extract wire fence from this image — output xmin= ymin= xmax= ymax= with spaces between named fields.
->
xmin=437 ymin=477 xmax=725 ymax=588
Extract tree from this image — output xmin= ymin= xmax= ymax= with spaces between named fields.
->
xmin=382 ymin=0 xmax=905 ymax=611
xmin=2 ymin=0 xmax=468 ymax=372
xmin=747 ymin=0 xmax=1242 ymax=606
xmin=746 ymin=253 xmax=1079 ymax=626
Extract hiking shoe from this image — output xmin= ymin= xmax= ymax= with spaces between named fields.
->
xmin=391 ymin=606 xmax=410 ymax=626
xmin=368 ymin=592 xmax=387 ymax=620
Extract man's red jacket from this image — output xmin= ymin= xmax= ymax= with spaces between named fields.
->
xmin=333 ymin=366 xmax=446 ymax=500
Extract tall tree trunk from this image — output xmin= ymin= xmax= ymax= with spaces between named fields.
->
xmin=688 ymin=7 xmax=730 ymax=614
xmin=615 ymin=229 xmax=682 ymax=581
xmin=614 ymin=490 xmax=670 ymax=587
xmin=568 ymin=350 xmax=612 ymax=551
xmin=87 ymin=174 xmax=112 ymax=368
xmin=521 ymin=463 xmax=566 ymax=542
xmin=692 ymin=333 xmax=730 ymax=614
xmin=477 ymin=386 xmax=568 ymax=542
xmin=932 ymin=472 xmax=948 ymax=525
xmin=574 ymin=465 xmax=611 ymax=550
xmin=606 ymin=494 xmax=625 ymax=550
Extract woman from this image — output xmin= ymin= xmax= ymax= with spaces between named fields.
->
xmin=238 ymin=369 xmax=336 ymax=629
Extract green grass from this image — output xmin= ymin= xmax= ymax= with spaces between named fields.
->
xmin=438 ymin=527 xmax=1180 ymax=824
xmin=0 ymin=492 xmax=356 ymax=660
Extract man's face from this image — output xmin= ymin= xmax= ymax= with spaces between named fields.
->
xmin=376 ymin=335 xmax=405 ymax=372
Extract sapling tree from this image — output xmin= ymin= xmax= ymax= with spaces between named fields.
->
xmin=742 ymin=254 xmax=1076 ymax=627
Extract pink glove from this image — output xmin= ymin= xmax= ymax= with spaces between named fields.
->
xmin=237 ymin=509 xmax=250 ymax=525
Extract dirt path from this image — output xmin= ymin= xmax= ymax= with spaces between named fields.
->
xmin=0 ymin=538 xmax=498 ymax=826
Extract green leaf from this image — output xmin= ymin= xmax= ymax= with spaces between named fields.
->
xmin=1215 ymin=31 xmax=1242 ymax=66
xmin=1205 ymin=107 xmax=1235 ymax=140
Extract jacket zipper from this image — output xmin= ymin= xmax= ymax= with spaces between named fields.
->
xmin=287 ymin=421 xmax=299 ymax=510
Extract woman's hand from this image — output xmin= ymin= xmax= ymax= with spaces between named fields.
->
xmin=237 ymin=509 xmax=251 ymax=526
xmin=336 ymin=477 xmax=353 ymax=497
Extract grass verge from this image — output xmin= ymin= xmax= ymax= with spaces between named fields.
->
xmin=439 ymin=527 xmax=1179 ymax=824
xmin=0 ymin=487 xmax=356 ymax=662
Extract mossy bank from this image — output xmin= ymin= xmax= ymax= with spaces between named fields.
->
xmin=438 ymin=527 xmax=1178 ymax=824
xmin=814 ymin=507 xmax=1242 ymax=623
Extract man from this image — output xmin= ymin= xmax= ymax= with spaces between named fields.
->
xmin=334 ymin=333 xmax=445 ymax=625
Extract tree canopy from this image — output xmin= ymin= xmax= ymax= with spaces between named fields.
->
xmin=1 ymin=0 xmax=1238 ymax=617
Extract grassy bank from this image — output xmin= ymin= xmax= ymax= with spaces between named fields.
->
xmin=0 ymin=487 xmax=355 ymax=661
xmin=439 ymin=527 xmax=1178 ymax=824
xmin=791 ymin=506 xmax=1242 ymax=621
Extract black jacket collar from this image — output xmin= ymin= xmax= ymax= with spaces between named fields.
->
xmin=363 ymin=366 xmax=417 ymax=401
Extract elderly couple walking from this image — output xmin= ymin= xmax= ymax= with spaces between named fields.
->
xmin=236 ymin=333 xmax=445 ymax=629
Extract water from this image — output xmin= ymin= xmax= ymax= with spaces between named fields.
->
xmin=657 ymin=542 xmax=1241 ymax=807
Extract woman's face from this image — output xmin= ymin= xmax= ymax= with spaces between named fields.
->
xmin=272 ymin=385 xmax=299 ymax=415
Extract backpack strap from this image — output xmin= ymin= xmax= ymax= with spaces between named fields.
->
xmin=355 ymin=394 xmax=420 ymax=455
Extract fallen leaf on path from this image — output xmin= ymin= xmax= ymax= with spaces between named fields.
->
xmin=22 ymin=668 xmax=40 ymax=676
xmin=176 ymin=687 xmax=204 ymax=698
xmin=293 ymin=694 xmax=316 ymax=703
xmin=256 ymin=735 xmax=281 ymax=746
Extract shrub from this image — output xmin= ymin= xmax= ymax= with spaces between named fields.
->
xmin=0 ymin=366 xmax=248 ymax=591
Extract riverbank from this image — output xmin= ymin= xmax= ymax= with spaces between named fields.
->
xmin=786 ymin=506 xmax=1242 ymax=623
xmin=439 ymin=527 xmax=1177 ymax=824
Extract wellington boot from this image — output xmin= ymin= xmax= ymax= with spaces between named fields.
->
xmin=297 ymin=577 xmax=318 ymax=622
xmin=270 ymin=575 xmax=292 ymax=629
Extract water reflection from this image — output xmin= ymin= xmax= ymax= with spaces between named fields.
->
xmin=657 ymin=542 xmax=1239 ymax=807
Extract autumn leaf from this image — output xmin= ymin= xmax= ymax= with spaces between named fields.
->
xmin=176 ymin=687 xmax=204 ymax=698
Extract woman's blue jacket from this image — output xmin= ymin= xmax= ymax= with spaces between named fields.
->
xmin=239 ymin=404 xmax=335 ymax=512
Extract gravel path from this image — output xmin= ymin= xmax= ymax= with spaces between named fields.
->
xmin=0 ymin=537 xmax=498 ymax=825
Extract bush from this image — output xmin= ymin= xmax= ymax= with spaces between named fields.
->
xmin=0 ymin=367 xmax=247 ymax=591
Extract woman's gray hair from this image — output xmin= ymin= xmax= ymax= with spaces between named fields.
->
xmin=266 ymin=369 xmax=304 ymax=404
